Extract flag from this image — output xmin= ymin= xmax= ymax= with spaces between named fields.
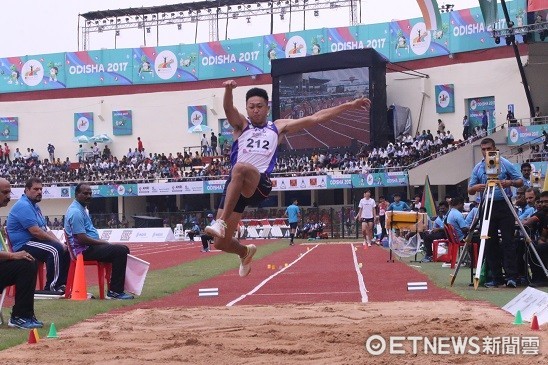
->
xmin=479 ymin=0 xmax=498 ymax=26
xmin=528 ymin=0 xmax=548 ymax=12
xmin=421 ymin=175 xmax=436 ymax=218
xmin=416 ymin=0 xmax=442 ymax=30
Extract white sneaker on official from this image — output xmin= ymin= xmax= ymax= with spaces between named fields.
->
xmin=205 ymin=219 xmax=227 ymax=238
xmin=239 ymin=244 xmax=257 ymax=277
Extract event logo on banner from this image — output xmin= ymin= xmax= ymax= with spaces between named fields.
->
xmin=0 ymin=117 xmax=19 ymax=141
xmin=187 ymin=105 xmax=208 ymax=134
xmin=89 ymin=183 xmax=138 ymax=198
xmin=0 ymin=56 xmax=27 ymax=92
xmin=113 ymin=110 xmax=133 ymax=136
xmin=271 ymin=176 xmax=327 ymax=191
xmin=390 ymin=15 xmax=451 ymax=62
xmin=351 ymin=172 xmax=408 ymax=187
xmin=327 ymin=175 xmax=353 ymax=189
xmin=204 ymin=180 xmax=227 ymax=194
xmin=507 ymin=125 xmax=547 ymax=145
xmin=218 ymin=118 xmax=234 ymax=145
xmin=199 ymin=37 xmax=265 ymax=79
xmin=435 ymin=84 xmax=455 ymax=113
xmin=74 ymin=112 xmax=94 ymax=137
xmin=467 ymin=96 xmax=495 ymax=132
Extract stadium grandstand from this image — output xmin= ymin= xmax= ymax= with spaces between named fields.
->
xmin=0 ymin=0 xmax=546 ymax=238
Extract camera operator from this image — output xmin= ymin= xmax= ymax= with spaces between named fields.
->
xmin=468 ymin=138 xmax=524 ymax=288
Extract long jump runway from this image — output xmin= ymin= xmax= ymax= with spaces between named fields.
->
xmin=130 ymin=242 xmax=460 ymax=310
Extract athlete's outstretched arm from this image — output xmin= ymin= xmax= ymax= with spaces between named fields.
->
xmin=222 ymin=80 xmax=247 ymax=132
xmin=275 ymin=97 xmax=371 ymax=136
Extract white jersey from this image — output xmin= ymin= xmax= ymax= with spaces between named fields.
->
xmin=358 ymin=197 xmax=376 ymax=219
xmin=230 ymin=119 xmax=279 ymax=174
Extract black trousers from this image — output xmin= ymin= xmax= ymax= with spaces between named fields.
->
xmin=0 ymin=259 xmax=37 ymax=318
xmin=530 ymin=243 xmax=548 ymax=281
xmin=20 ymin=240 xmax=69 ymax=291
xmin=201 ymin=235 xmax=213 ymax=251
xmin=83 ymin=244 xmax=129 ymax=293
xmin=422 ymin=230 xmax=447 ymax=257
xmin=379 ymin=215 xmax=387 ymax=240
xmin=483 ymin=200 xmax=518 ymax=281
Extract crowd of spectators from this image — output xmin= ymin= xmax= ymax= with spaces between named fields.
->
xmin=1 ymin=119 xmax=545 ymax=187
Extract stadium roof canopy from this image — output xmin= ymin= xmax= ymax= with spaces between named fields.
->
xmin=81 ymin=1 xmax=317 ymax=20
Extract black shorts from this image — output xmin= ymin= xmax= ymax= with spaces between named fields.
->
xmin=218 ymin=173 xmax=272 ymax=213
xmin=289 ymin=222 xmax=298 ymax=229
xmin=361 ymin=218 xmax=374 ymax=223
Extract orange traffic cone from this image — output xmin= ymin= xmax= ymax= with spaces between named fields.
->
xmin=28 ymin=329 xmax=37 ymax=344
xmin=531 ymin=315 xmax=540 ymax=331
xmin=71 ymin=254 xmax=88 ymax=301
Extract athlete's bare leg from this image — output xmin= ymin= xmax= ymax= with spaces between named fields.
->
xmin=218 ymin=162 xmax=260 ymax=222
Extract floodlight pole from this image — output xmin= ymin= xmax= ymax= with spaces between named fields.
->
xmin=500 ymin=0 xmax=535 ymax=117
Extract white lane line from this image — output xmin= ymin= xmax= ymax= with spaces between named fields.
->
xmin=351 ymin=244 xmax=368 ymax=303
xmin=226 ymin=244 xmax=320 ymax=307
xmin=250 ymin=291 xmax=359 ymax=296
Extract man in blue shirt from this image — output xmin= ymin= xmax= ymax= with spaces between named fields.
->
xmin=284 ymin=199 xmax=300 ymax=246
xmin=446 ymin=197 xmax=469 ymax=242
xmin=421 ymin=201 xmax=449 ymax=262
xmin=7 ymin=178 xmax=69 ymax=293
xmin=468 ymin=138 xmax=524 ymax=288
xmin=64 ymin=183 xmax=133 ymax=300
xmin=387 ymin=193 xmax=410 ymax=212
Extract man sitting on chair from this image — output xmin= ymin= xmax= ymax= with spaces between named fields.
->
xmin=64 ymin=183 xmax=133 ymax=300
xmin=7 ymin=177 xmax=69 ymax=293
xmin=0 ymin=178 xmax=44 ymax=329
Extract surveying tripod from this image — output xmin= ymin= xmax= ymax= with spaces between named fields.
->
xmin=450 ymin=178 xmax=548 ymax=289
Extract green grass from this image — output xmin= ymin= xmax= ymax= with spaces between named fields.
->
xmin=400 ymin=254 xmax=548 ymax=306
xmin=0 ymin=240 xmax=289 ymax=350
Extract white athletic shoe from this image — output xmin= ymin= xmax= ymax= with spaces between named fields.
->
xmin=239 ymin=244 xmax=257 ymax=277
xmin=205 ymin=219 xmax=227 ymax=238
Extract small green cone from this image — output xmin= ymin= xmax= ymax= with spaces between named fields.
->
xmin=513 ymin=310 xmax=523 ymax=325
xmin=47 ymin=323 xmax=59 ymax=338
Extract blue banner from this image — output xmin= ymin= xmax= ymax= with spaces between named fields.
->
xmin=0 ymin=117 xmax=19 ymax=141
xmin=507 ymin=125 xmax=547 ymax=145
xmin=187 ymin=105 xmax=208 ymax=134
xmin=0 ymin=3 xmax=532 ymax=94
xmin=435 ymin=84 xmax=455 ymax=113
xmin=113 ymin=110 xmax=133 ymax=136
xmin=351 ymin=172 xmax=408 ymax=187
xmin=74 ymin=112 xmax=94 ymax=137
xmin=467 ymin=96 xmax=495 ymax=131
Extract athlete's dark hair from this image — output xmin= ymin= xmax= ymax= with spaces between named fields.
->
xmin=246 ymin=87 xmax=269 ymax=103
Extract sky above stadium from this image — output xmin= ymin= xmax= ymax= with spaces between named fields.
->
xmin=0 ymin=0 xmax=480 ymax=58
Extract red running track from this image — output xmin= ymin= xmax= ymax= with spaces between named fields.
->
xmin=127 ymin=242 xmax=461 ymax=311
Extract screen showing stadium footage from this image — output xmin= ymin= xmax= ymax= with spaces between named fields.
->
xmin=271 ymin=49 xmax=388 ymax=150
xmin=277 ymin=67 xmax=370 ymax=150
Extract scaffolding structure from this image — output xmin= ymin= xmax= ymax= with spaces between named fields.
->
xmin=79 ymin=0 xmax=360 ymax=50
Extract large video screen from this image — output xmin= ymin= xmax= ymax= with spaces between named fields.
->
xmin=278 ymin=67 xmax=370 ymax=150
xmin=271 ymin=49 xmax=388 ymax=150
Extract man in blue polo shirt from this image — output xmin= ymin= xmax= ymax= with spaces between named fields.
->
xmin=468 ymin=137 xmax=523 ymax=288
xmin=446 ymin=197 xmax=469 ymax=242
xmin=284 ymin=199 xmax=300 ymax=246
xmin=387 ymin=193 xmax=410 ymax=212
xmin=7 ymin=177 xmax=69 ymax=293
xmin=64 ymin=183 xmax=133 ymax=300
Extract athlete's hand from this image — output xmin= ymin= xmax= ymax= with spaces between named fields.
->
xmin=350 ymin=97 xmax=371 ymax=110
xmin=223 ymin=80 xmax=237 ymax=89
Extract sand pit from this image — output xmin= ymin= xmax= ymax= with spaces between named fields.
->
xmin=1 ymin=300 xmax=546 ymax=364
